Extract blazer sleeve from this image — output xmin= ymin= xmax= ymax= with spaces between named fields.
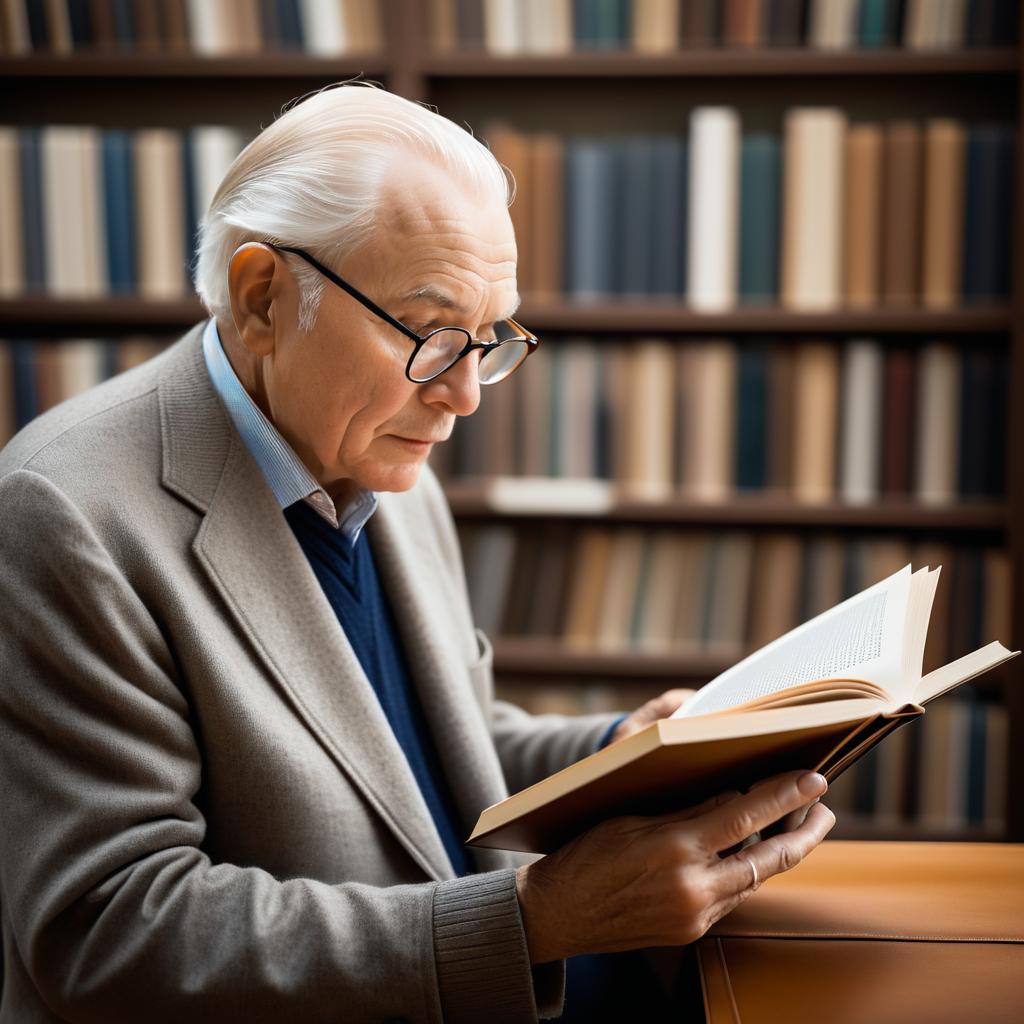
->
xmin=0 ymin=468 xmax=549 ymax=1024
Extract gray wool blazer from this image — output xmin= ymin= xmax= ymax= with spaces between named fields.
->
xmin=0 ymin=325 xmax=617 ymax=1024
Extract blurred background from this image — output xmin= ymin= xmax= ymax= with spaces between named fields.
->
xmin=0 ymin=0 xmax=1020 ymax=843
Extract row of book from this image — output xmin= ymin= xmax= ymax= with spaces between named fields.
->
xmin=457 ymin=524 xmax=1010 ymax=669
xmin=432 ymin=0 xmax=1018 ymax=54
xmin=0 ymin=0 xmax=382 ymax=55
xmin=433 ymin=338 xmax=1007 ymax=503
xmin=0 ymin=125 xmax=246 ymax=298
xmin=498 ymin=675 xmax=1009 ymax=835
xmin=0 ymin=337 xmax=166 ymax=444
xmin=489 ymin=113 xmax=1013 ymax=306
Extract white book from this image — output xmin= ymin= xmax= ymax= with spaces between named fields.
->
xmin=190 ymin=126 xmax=244 ymax=230
xmin=807 ymin=0 xmax=859 ymax=49
xmin=483 ymin=0 xmax=525 ymax=55
xmin=186 ymin=0 xmax=234 ymax=55
xmin=299 ymin=0 xmax=347 ymax=54
xmin=687 ymin=107 xmax=740 ymax=312
xmin=0 ymin=127 xmax=23 ymax=295
xmin=839 ymin=339 xmax=883 ymax=504
xmin=523 ymin=0 xmax=572 ymax=53
xmin=781 ymin=108 xmax=846 ymax=311
xmin=134 ymin=130 xmax=187 ymax=298
xmin=914 ymin=342 xmax=960 ymax=505
xmin=58 ymin=339 xmax=107 ymax=401
xmin=42 ymin=127 xmax=91 ymax=296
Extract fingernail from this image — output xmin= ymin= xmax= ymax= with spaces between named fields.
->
xmin=798 ymin=772 xmax=827 ymax=797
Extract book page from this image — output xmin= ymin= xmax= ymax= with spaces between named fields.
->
xmin=673 ymin=565 xmax=912 ymax=717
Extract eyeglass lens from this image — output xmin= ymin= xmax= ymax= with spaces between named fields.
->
xmin=408 ymin=325 xmax=531 ymax=385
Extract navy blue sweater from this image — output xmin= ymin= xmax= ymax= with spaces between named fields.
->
xmin=284 ymin=500 xmax=472 ymax=876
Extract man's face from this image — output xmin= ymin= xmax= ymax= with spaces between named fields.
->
xmin=258 ymin=156 xmax=518 ymax=500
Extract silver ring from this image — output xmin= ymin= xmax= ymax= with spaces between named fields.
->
xmin=741 ymin=855 xmax=759 ymax=891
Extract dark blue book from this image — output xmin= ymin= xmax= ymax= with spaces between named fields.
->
xmin=958 ymin=348 xmax=1005 ymax=497
xmin=18 ymin=129 xmax=46 ymax=292
xmin=25 ymin=0 xmax=49 ymax=48
xmin=858 ymin=0 xmax=888 ymax=47
xmin=277 ymin=0 xmax=305 ymax=50
xmin=565 ymin=137 xmax=616 ymax=300
xmin=965 ymin=694 xmax=988 ymax=825
xmin=12 ymin=341 xmax=38 ymax=429
xmin=617 ymin=135 xmax=657 ymax=295
xmin=574 ymin=0 xmax=628 ymax=49
xmin=734 ymin=345 xmax=769 ymax=490
xmin=650 ymin=136 xmax=686 ymax=297
xmin=961 ymin=124 xmax=1014 ymax=303
xmin=573 ymin=0 xmax=599 ymax=48
xmin=111 ymin=0 xmax=136 ymax=49
xmin=738 ymin=133 xmax=781 ymax=304
xmin=67 ymin=0 xmax=93 ymax=47
xmin=101 ymin=131 xmax=137 ymax=294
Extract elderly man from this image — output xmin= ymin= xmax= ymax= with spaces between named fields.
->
xmin=0 ymin=84 xmax=834 ymax=1022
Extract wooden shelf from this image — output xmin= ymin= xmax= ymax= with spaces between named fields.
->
xmin=445 ymin=482 xmax=1008 ymax=532
xmin=493 ymin=639 xmax=732 ymax=682
xmin=0 ymin=297 xmax=1010 ymax=336
xmin=0 ymin=54 xmax=389 ymax=78
xmin=422 ymin=48 xmax=1018 ymax=79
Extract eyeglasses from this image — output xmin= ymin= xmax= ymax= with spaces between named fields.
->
xmin=271 ymin=244 xmax=539 ymax=385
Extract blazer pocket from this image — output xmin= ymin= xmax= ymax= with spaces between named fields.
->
xmin=467 ymin=627 xmax=494 ymax=705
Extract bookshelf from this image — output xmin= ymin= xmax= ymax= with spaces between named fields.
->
xmin=0 ymin=0 xmax=1020 ymax=844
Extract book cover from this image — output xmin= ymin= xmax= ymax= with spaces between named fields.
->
xmin=962 ymin=124 xmax=1014 ymax=303
xmin=838 ymin=339 xmax=883 ymax=504
xmin=842 ymin=123 xmax=883 ymax=308
xmin=882 ymin=121 xmax=923 ymax=306
xmin=921 ymin=119 xmax=966 ymax=309
xmin=738 ymin=132 xmax=781 ymax=305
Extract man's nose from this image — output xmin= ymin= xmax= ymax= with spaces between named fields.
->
xmin=421 ymin=353 xmax=482 ymax=417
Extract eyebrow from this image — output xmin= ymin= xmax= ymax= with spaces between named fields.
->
xmin=401 ymin=285 xmax=522 ymax=321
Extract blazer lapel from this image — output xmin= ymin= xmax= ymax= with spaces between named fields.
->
xmin=368 ymin=495 xmax=514 ymax=874
xmin=159 ymin=329 xmax=454 ymax=882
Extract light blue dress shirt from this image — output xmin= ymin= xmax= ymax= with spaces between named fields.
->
xmin=201 ymin=318 xmax=378 ymax=543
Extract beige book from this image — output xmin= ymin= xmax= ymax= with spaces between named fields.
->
xmin=704 ymin=533 xmax=754 ymax=657
xmin=483 ymin=0 xmax=524 ymax=54
xmin=528 ymin=132 xmax=564 ymax=300
xmin=186 ymin=0 xmax=234 ymax=54
xmin=839 ymin=339 xmax=883 ymax=504
xmin=57 ymin=340 xmax=106 ymax=402
xmin=563 ymin=528 xmax=615 ymax=650
xmin=523 ymin=0 xmax=571 ymax=53
xmin=190 ymin=127 xmax=244 ymax=229
xmin=635 ymin=531 xmax=688 ymax=652
xmin=842 ymin=124 xmax=883 ymax=308
xmin=903 ymin=0 xmax=935 ymax=48
xmin=0 ymin=343 xmax=14 ymax=446
xmin=922 ymin=119 xmax=966 ymax=309
xmin=792 ymin=342 xmax=839 ymax=503
xmin=781 ymin=109 xmax=846 ymax=311
xmin=624 ymin=339 xmax=675 ymax=499
xmin=0 ymin=127 xmax=23 ymax=295
xmin=116 ymin=337 xmax=168 ymax=372
xmin=807 ymin=0 xmax=858 ymax=48
xmin=429 ymin=0 xmax=457 ymax=52
xmin=882 ymin=121 xmax=923 ymax=306
xmin=674 ymin=532 xmax=711 ymax=653
xmin=913 ymin=342 xmax=959 ymax=505
xmin=748 ymin=535 xmax=803 ymax=651
xmin=632 ymin=0 xmax=680 ymax=53
xmin=347 ymin=0 xmax=383 ymax=53
xmin=44 ymin=0 xmax=72 ymax=51
xmin=559 ymin=340 xmax=599 ymax=478
xmin=470 ymin=564 xmax=1018 ymax=854
xmin=682 ymin=340 xmax=736 ymax=502
xmin=135 ymin=130 xmax=187 ymax=298
xmin=596 ymin=529 xmax=647 ymax=651
xmin=234 ymin=0 xmax=263 ymax=53
xmin=2 ymin=0 xmax=30 ymax=53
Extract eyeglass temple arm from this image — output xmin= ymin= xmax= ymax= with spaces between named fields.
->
xmin=271 ymin=244 xmax=423 ymax=345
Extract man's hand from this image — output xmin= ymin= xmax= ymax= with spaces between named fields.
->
xmin=514 ymin=769 xmax=835 ymax=964
xmin=608 ymin=688 xmax=696 ymax=744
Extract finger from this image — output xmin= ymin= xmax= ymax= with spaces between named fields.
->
xmin=713 ymin=802 xmax=836 ymax=899
xmin=698 ymin=770 xmax=827 ymax=853
xmin=652 ymin=688 xmax=696 ymax=715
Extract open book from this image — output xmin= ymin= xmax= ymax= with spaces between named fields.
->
xmin=468 ymin=564 xmax=1019 ymax=854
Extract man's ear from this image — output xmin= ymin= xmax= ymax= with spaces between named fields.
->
xmin=227 ymin=243 xmax=284 ymax=356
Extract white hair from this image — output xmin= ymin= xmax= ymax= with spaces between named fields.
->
xmin=193 ymin=82 xmax=512 ymax=330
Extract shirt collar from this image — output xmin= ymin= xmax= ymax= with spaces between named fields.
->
xmin=201 ymin=318 xmax=378 ymax=543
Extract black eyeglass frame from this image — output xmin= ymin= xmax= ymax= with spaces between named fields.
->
xmin=271 ymin=244 xmax=538 ymax=385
